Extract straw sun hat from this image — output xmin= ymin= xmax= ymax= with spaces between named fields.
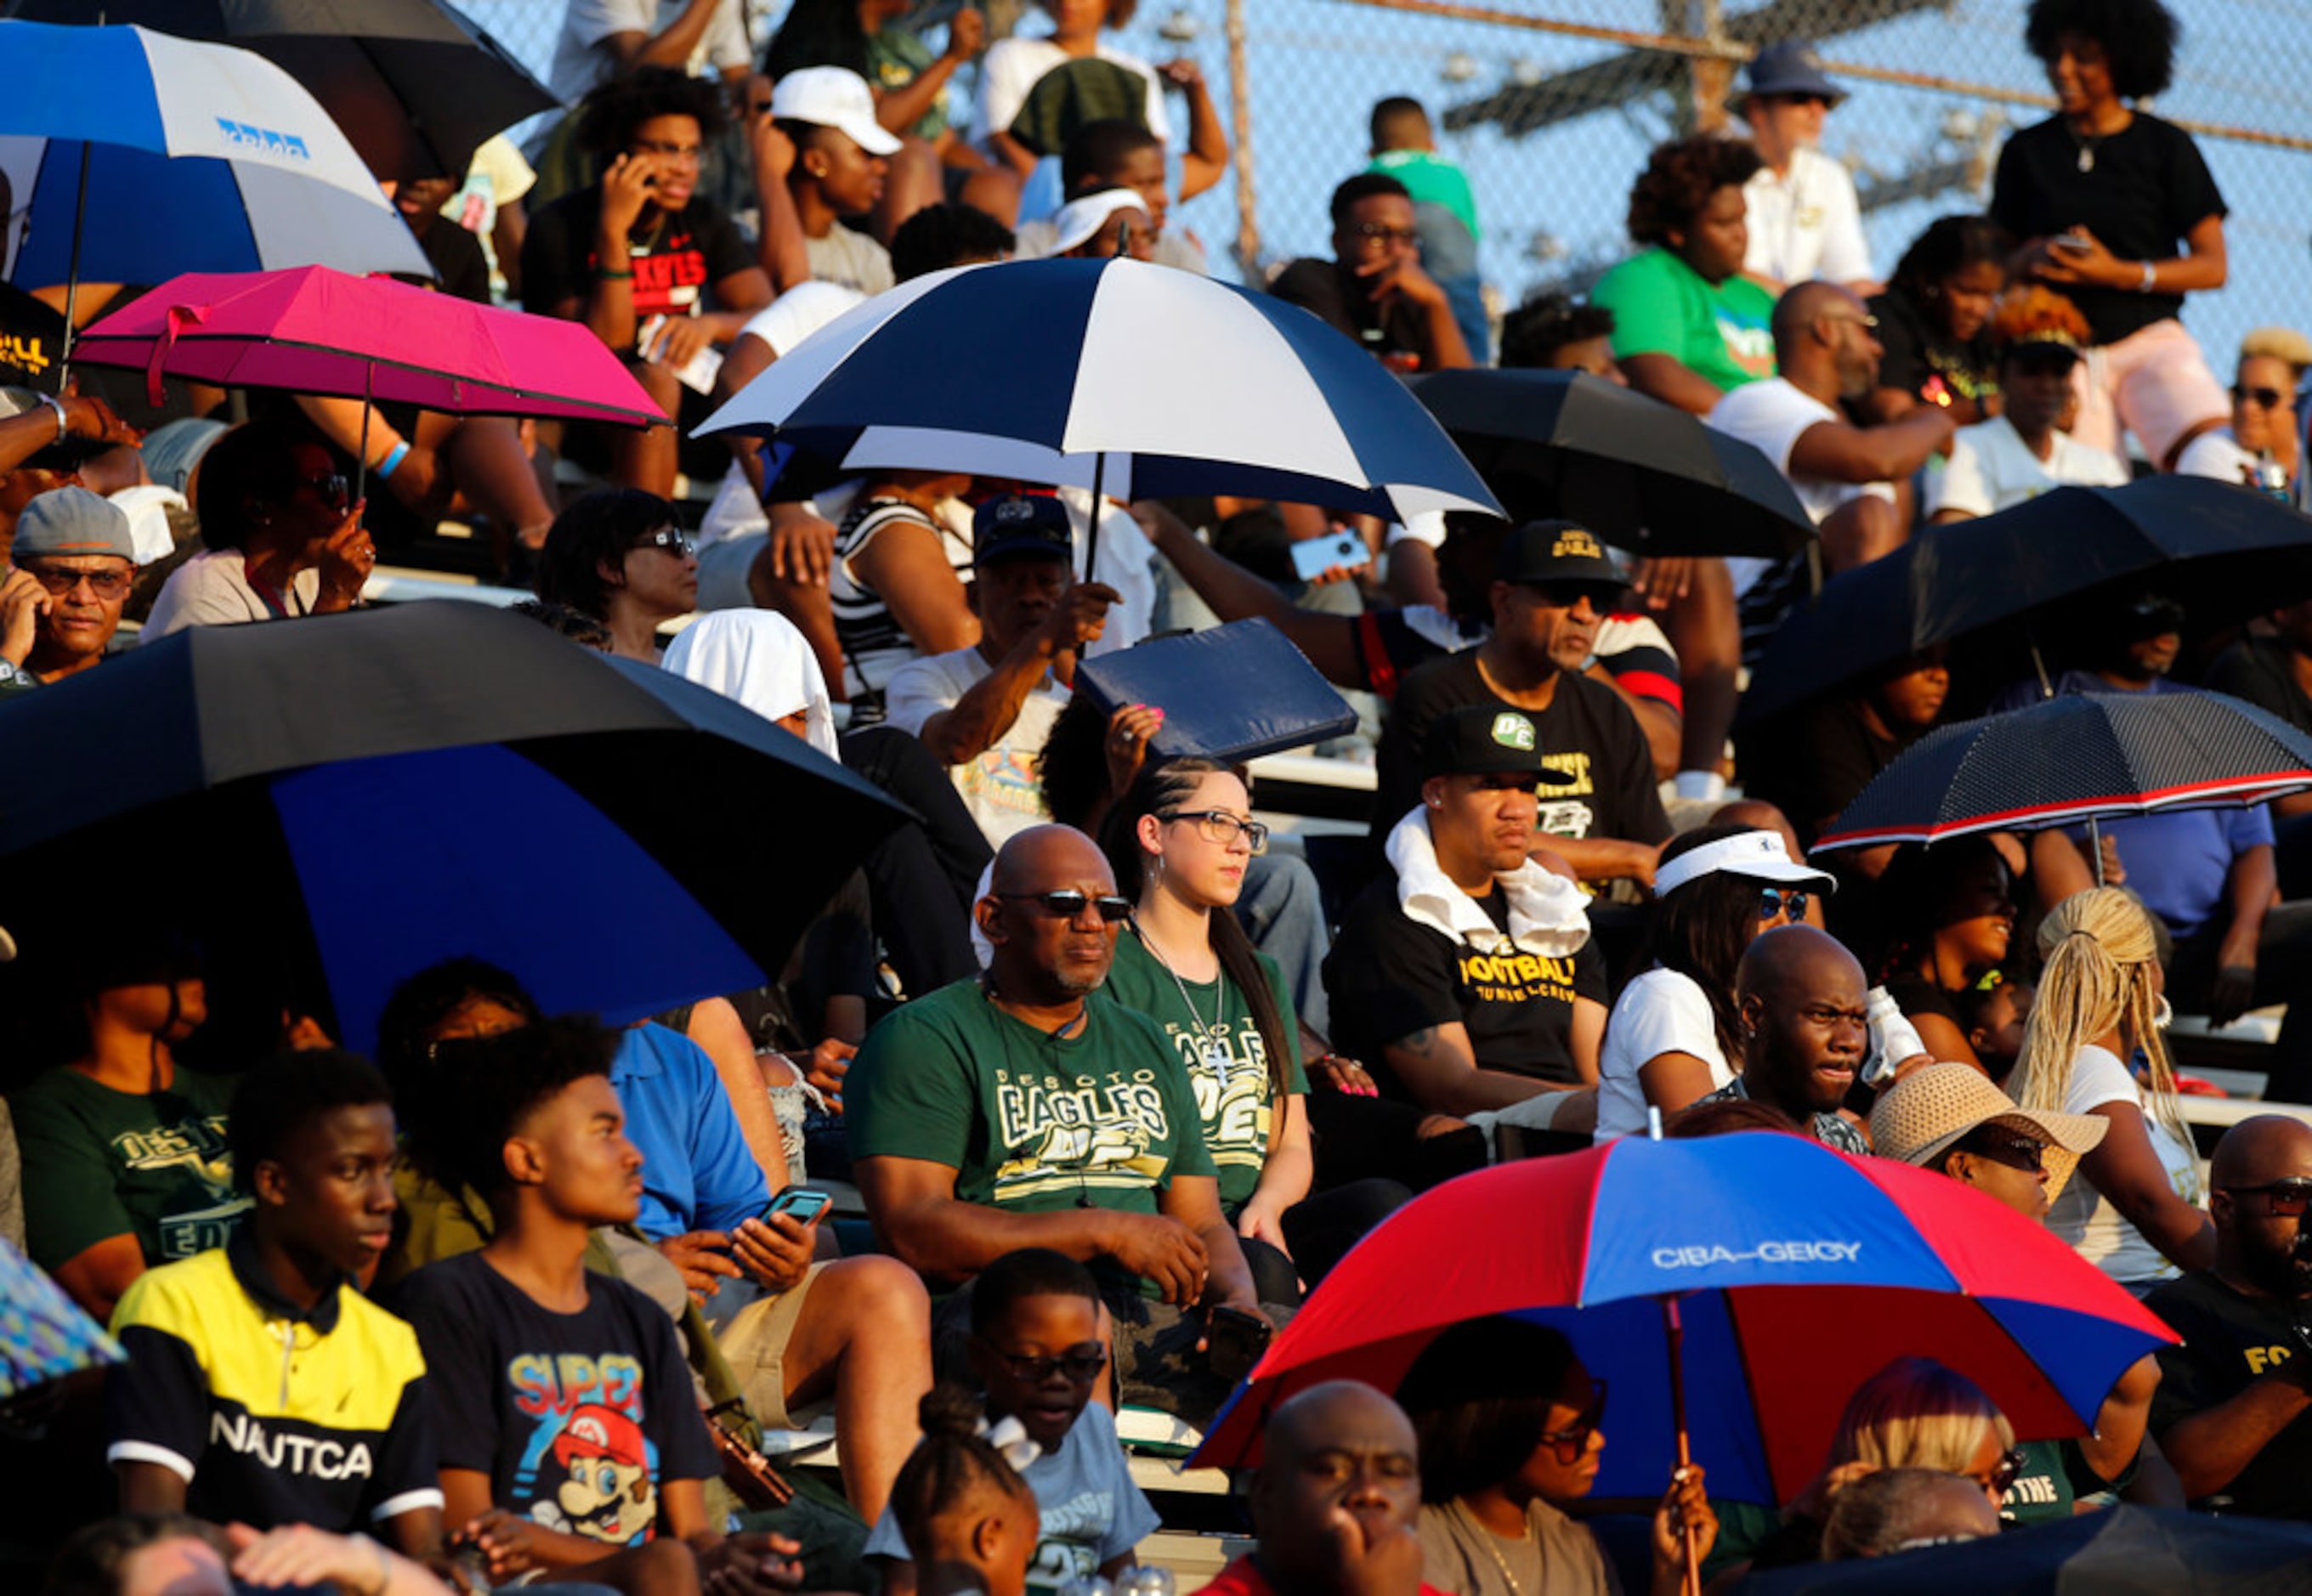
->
xmin=1870 ymin=1061 xmax=2108 ymax=1203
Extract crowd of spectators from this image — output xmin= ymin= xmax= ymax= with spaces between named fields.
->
xmin=9 ymin=0 xmax=2312 ymax=1591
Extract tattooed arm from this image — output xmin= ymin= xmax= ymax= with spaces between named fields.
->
xmin=1381 ymin=1023 xmax=1574 ymax=1116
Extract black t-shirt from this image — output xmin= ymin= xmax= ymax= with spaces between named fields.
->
xmin=1990 ymin=113 xmax=2226 ymax=346
xmin=2145 ymin=1269 xmax=2312 ymax=1520
xmin=2206 ymin=637 xmax=2312 ymax=739
xmin=1374 ymin=648 xmax=1672 ymax=849
xmin=0 ymin=281 xmax=65 ymax=389
xmin=522 ymin=188 xmax=754 ymax=342
xmin=385 ymin=1252 xmax=717 ymax=1549
xmin=1324 ymin=876 xmax=1606 ymax=1096
xmin=1738 ymin=693 xmax=1918 ymax=850
xmin=416 ymin=218 xmax=492 ymax=306
xmin=1269 ymin=257 xmax=1431 ymax=366
xmin=1865 ymin=286 xmax=1997 ymax=415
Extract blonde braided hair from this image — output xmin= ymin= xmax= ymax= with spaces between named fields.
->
xmin=2008 ymin=888 xmax=2194 ymax=1163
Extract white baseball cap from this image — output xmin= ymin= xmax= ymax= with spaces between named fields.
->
xmin=770 ymin=67 xmax=902 ymax=157
xmin=1051 ymin=188 xmax=1150 ymax=254
xmin=1653 ymin=829 xmax=1836 ymax=898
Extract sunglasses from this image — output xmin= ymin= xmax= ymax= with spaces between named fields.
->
xmin=1759 ymin=886 xmax=1810 ymax=923
xmin=1538 ymin=1377 xmax=1609 ymax=1463
xmin=22 ymin=563 xmax=132 ymax=599
xmin=297 ymin=472 xmax=351 ymax=511
xmin=2223 ymin=1179 xmax=2312 ymax=1217
xmin=2235 ymin=385 xmax=2289 ymax=410
xmin=1529 ymin=581 xmax=1621 ymax=613
xmin=1159 ymin=808 xmax=1271 ymax=854
xmin=997 ymin=890 xmax=1134 ymax=922
xmin=1959 ymin=1129 xmax=2047 ymax=1175
xmin=989 ymin=1344 xmax=1108 ymax=1384
xmin=632 ymin=527 xmax=696 ymax=558
xmin=1970 ymin=1446 xmax=2027 ymax=1499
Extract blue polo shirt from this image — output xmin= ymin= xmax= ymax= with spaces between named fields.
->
xmin=609 ymin=1022 xmax=768 ymax=1240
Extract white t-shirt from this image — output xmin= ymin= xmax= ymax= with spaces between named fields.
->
xmin=2043 ymin=1044 xmax=2204 ymax=1286
xmin=803 ymin=225 xmax=894 ymax=297
xmin=885 ymin=645 xmax=1074 ymax=846
xmin=2173 ymin=423 xmax=2268 ymax=489
xmin=969 ymin=37 xmax=1170 ymax=152
xmin=699 ymin=284 xmax=867 ymax=554
xmin=548 ymin=0 xmax=751 ymax=105
xmin=1709 ymin=377 xmax=1895 ymax=597
xmin=1595 ymin=968 xmax=1734 ymax=1141
xmin=139 ymin=550 xmax=322 ymax=640
xmin=1927 ymin=416 xmax=2130 ymax=518
xmin=1742 ymin=145 xmax=1871 ymax=286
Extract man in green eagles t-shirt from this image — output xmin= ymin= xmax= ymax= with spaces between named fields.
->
xmin=849 ymin=823 xmax=1269 ymax=1416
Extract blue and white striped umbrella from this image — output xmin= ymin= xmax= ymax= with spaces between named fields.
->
xmin=0 ymin=20 xmax=429 ymax=288
xmin=697 ymin=257 xmax=1504 ymax=524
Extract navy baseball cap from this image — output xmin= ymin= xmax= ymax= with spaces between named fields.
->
xmin=972 ymin=492 xmax=1074 ymax=568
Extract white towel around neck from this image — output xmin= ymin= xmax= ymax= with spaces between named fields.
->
xmin=1384 ymin=806 xmax=1591 ymax=957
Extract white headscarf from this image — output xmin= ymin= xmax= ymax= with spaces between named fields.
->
xmin=661 ymin=610 xmax=839 ymax=760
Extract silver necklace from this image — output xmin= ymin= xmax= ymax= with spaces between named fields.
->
xmin=1452 ymin=1500 xmax=1535 ymax=1596
xmin=1135 ymin=924 xmax=1232 ymax=1068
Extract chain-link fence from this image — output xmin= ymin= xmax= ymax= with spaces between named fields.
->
xmin=467 ymin=0 xmax=2312 ymax=372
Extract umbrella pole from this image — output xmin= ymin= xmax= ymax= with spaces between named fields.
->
xmin=1661 ymin=1295 xmax=1702 ymax=1596
xmin=1084 ymin=449 xmax=1106 ymax=589
xmin=56 ymin=139 xmax=94 ymax=390
xmin=354 ymin=364 xmax=374 ymax=506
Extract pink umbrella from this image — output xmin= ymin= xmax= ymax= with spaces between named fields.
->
xmin=72 ymin=265 xmax=664 ymax=493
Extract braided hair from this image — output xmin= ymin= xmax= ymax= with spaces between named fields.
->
xmin=888 ymin=1385 xmax=1035 ymax=1567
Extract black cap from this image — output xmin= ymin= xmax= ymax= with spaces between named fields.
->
xmin=972 ymin=492 xmax=1074 ymax=568
xmin=1494 ymin=519 xmax=1624 ymax=590
xmin=1420 ymin=705 xmax=1578 ymax=783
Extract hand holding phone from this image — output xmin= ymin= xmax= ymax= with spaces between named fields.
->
xmin=761 ymin=1186 xmax=832 ymax=1226
xmin=1289 ymin=530 xmax=1372 ymax=582
xmin=1204 ymin=1304 xmax=1272 ymax=1383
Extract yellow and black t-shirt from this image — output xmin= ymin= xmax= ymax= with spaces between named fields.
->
xmin=104 ymin=1234 xmax=442 ymax=1532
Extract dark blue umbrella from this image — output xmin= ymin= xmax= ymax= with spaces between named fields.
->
xmin=1814 ymin=690 xmax=2312 ymax=851
xmin=0 ymin=603 xmax=908 ymax=1056
xmin=697 ymin=257 xmax=1503 ymax=528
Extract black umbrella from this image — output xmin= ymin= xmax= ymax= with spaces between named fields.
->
xmin=1407 ymin=367 xmax=1816 ymax=557
xmin=1743 ymin=1503 xmax=2312 ymax=1594
xmin=0 ymin=603 xmax=908 ymax=1058
xmin=1741 ymin=476 xmax=2312 ymax=727
xmin=1811 ymin=690 xmax=2312 ymax=852
xmin=3 ymin=0 xmax=556 ymax=181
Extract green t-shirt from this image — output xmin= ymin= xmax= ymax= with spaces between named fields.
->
xmin=848 ymin=980 xmax=1217 ymax=1265
xmin=869 ymin=25 xmax=946 ymax=142
xmin=1590 ymin=246 xmax=1776 ymax=395
xmin=1368 ymin=150 xmax=1480 ymax=240
xmin=1102 ymin=931 xmax=1309 ymax=1214
xmin=8 ymin=1064 xmax=246 ymax=1274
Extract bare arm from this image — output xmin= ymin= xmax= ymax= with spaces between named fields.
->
xmin=1542 ymin=836 xmax=1661 ymax=888
xmin=1163 ymin=1173 xmax=1260 ymax=1313
xmin=1166 ymin=62 xmax=1229 ymax=203
xmin=687 ymin=996 xmax=790 ymax=1191
xmin=2078 ymin=1101 xmax=2216 ymax=1272
xmin=1637 ymin=1051 xmax=1720 ymax=1119
xmin=1569 ymin=997 xmax=1607 ymax=1086
xmin=1383 ymin=1022 xmax=1565 ymax=1114
xmin=598 ymin=0 xmax=725 ymax=73
xmin=1128 ymin=501 xmax=1366 ymax=686
xmin=1386 ymin=539 xmax=1451 ymax=611
xmin=116 ymin=1459 xmax=186 ymax=1514
xmin=1618 ymin=353 xmax=1726 ymax=418
xmin=54 ymin=1234 xmax=145 ymax=1323
xmin=1787 ymin=409 xmax=1957 ymax=485
xmin=917 ymin=582 xmax=1118 ymax=764
xmin=1584 ymin=661 xmax=1682 ymax=783
xmin=879 ymin=12 xmax=982 ymax=133
xmin=850 ymin=518 xmax=981 ymax=656
xmin=2160 ymin=1353 xmax=2312 ymax=1501
xmin=1907 ymin=1010 xmax=1984 ymax=1071
xmin=2077 ymin=1353 xmax=2161 ymax=1487
xmin=740 ymin=100 xmax=813 ymax=295
xmin=987 ymin=128 xmax=1040 ymax=179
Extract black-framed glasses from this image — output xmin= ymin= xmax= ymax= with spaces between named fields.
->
xmin=22 ymin=563 xmax=132 ymax=599
xmin=1538 ymin=1377 xmax=1607 ymax=1463
xmin=298 ymin=472 xmax=351 ymax=512
xmin=1759 ymin=886 xmax=1810 ymax=923
xmin=1970 ymin=1446 xmax=2027 ymax=1499
xmin=997 ymin=890 xmax=1134 ymax=922
xmin=1527 ymin=581 xmax=1621 ymax=614
xmin=2223 ymin=1180 xmax=2312 ymax=1217
xmin=1958 ymin=1128 xmax=2047 ymax=1175
xmin=1159 ymin=809 xmax=1271 ymax=854
xmin=1349 ymin=223 xmax=1419 ymax=245
xmin=632 ymin=527 xmax=695 ymax=558
xmin=2235 ymin=385 xmax=2288 ymax=410
xmin=990 ymin=1344 xmax=1108 ymax=1384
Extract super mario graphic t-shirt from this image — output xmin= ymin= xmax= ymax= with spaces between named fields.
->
xmin=387 ymin=1251 xmax=717 ymax=1547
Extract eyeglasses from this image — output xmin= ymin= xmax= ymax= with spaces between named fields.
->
xmin=2235 ymin=385 xmax=2289 ymax=410
xmin=1958 ymin=1129 xmax=2048 ymax=1175
xmin=1758 ymin=886 xmax=1810 ymax=923
xmin=631 ymin=527 xmax=696 ymax=558
xmin=1969 ymin=1447 xmax=2027 ymax=1499
xmin=1349 ymin=223 xmax=1420 ymax=245
xmin=297 ymin=472 xmax=351 ymax=512
xmin=1159 ymin=809 xmax=1271 ymax=854
xmin=2222 ymin=1179 xmax=2312 ymax=1217
xmin=628 ymin=139 xmax=703 ymax=163
xmin=1538 ymin=1378 xmax=1608 ymax=1463
xmin=1529 ymin=581 xmax=1621 ymax=613
xmin=997 ymin=890 xmax=1134 ymax=922
xmin=989 ymin=1344 xmax=1108 ymax=1384
xmin=21 ymin=563 xmax=132 ymax=599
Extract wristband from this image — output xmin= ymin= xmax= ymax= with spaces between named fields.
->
xmin=376 ymin=439 xmax=411 ymax=481
xmin=2139 ymin=259 xmax=2156 ymax=292
xmin=598 ymin=264 xmax=636 ymax=280
xmin=39 ymin=393 xmax=67 ymax=443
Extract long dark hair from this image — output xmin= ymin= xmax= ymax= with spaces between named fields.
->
xmin=1642 ymin=823 xmax=1768 ymax=1061
xmin=1399 ymin=1318 xmax=1579 ymax=1503
xmin=1100 ymin=758 xmax=1294 ymax=1101
xmin=1887 ymin=215 xmax=2010 ymax=303
xmin=1871 ymin=837 xmax=2010 ymax=985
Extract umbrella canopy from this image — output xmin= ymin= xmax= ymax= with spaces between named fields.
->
xmin=1744 ymin=1503 xmax=2312 ymax=1594
xmin=697 ymin=257 xmax=1504 ymax=526
xmin=3 ymin=0 xmax=557 ymax=182
xmin=74 ymin=267 xmax=664 ymax=426
xmin=1189 ymin=1133 xmax=2174 ymax=1508
xmin=1813 ymin=690 xmax=2312 ymax=851
xmin=0 ymin=1237 xmax=124 ymax=1399
xmin=0 ymin=21 xmax=429 ymax=289
xmin=1740 ymin=477 xmax=2312 ymax=728
xmin=0 ymin=603 xmax=909 ymax=1057
xmin=1408 ymin=368 xmax=1816 ymax=557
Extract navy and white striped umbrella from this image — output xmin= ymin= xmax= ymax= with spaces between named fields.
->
xmin=697 ymin=257 xmax=1503 ymax=524
xmin=0 ymin=20 xmax=429 ymax=290
xmin=1814 ymin=691 xmax=2312 ymax=852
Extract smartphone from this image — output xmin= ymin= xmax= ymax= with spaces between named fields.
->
xmin=1204 ymin=1305 xmax=1272 ymax=1382
xmin=2053 ymin=230 xmax=2091 ymax=250
xmin=760 ymin=1186 xmax=831 ymax=1225
xmin=1289 ymin=530 xmax=1372 ymax=582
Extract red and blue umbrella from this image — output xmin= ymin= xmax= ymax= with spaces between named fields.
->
xmin=1192 ymin=1132 xmax=2176 ymax=1512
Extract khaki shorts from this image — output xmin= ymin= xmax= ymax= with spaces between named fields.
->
xmin=713 ymin=1260 xmax=830 ymax=1429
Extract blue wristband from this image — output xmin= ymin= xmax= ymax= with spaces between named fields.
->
xmin=377 ymin=439 xmax=411 ymax=481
